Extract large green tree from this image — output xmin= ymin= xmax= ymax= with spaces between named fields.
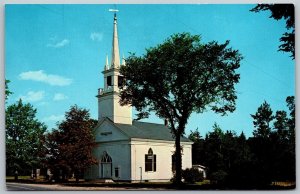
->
xmin=120 ymin=33 xmax=242 ymax=184
xmin=251 ymin=4 xmax=295 ymax=59
xmin=6 ymin=99 xmax=47 ymax=178
xmin=249 ymin=101 xmax=274 ymax=185
xmin=46 ymin=105 xmax=97 ymax=182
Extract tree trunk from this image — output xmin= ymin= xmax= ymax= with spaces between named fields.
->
xmin=75 ymin=170 xmax=79 ymax=183
xmin=14 ymin=169 xmax=19 ymax=181
xmin=175 ymin=133 xmax=182 ymax=184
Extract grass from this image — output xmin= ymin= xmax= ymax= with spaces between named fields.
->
xmin=196 ymin=179 xmax=210 ymax=185
xmin=6 ymin=176 xmax=32 ymax=180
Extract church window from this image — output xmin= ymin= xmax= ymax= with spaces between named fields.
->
xmin=118 ymin=76 xmax=124 ymax=87
xmin=107 ymin=76 xmax=112 ymax=86
xmin=101 ymin=151 xmax=112 ymax=163
xmin=115 ymin=167 xmax=119 ymax=178
xmin=172 ymin=154 xmax=176 ymax=172
xmin=145 ymin=148 xmax=156 ymax=172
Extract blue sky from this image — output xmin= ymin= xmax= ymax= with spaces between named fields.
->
xmin=5 ymin=4 xmax=294 ymax=137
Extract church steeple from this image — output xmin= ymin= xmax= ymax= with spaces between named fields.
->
xmin=111 ymin=13 xmax=120 ymax=69
xmin=97 ymin=10 xmax=132 ymax=125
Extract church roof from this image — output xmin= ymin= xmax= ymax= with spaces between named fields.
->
xmin=113 ymin=120 xmax=192 ymax=142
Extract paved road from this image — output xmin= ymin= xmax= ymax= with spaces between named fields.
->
xmin=6 ymin=183 xmax=53 ymax=191
xmin=6 ymin=182 xmax=166 ymax=191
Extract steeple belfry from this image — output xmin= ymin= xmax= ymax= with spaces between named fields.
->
xmin=111 ymin=13 xmax=120 ymax=69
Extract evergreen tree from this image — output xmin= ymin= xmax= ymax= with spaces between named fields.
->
xmin=251 ymin=101 xmax=274 ymax=138
xmin=204 ymin=123 xmax=225 ymax=181
xmin=188 ymin=128 xmax=205 ymax=165
xmin=249 ymin=101 xmax=278 ymax=186
xmin=274 ymin=110 xmax=289 ymax=140
xmin=285 ymin=96 xmax=295 ymax=181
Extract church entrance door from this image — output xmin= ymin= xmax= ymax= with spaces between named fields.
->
xmin=101 ymin=151 xmax=112 ymax=178
xmin=102 ymin=163 xmax=112 ymax=178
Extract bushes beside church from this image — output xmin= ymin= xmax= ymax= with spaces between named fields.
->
xmin=182 ymin=168 xmax=204 ymax=183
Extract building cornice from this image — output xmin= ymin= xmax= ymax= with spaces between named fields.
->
xmin=96 ymin=91 xmax=120 ymax=98
xmin=130 ymin=138 xmax=193 ymax=145
xmin=102 ymin=67 xmax=120 ymax=74
xmin=95 ymin=139 xmax=130 ymax=144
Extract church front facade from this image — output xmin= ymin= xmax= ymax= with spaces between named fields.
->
xmin=84 ymin=12 xmax=192 ymax=182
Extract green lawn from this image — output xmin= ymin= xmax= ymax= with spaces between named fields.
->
xmin=6 ymin=176 xmax=32 ymax=180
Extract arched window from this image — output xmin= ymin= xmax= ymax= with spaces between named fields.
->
xmin=101 ymin=151 xmax=112 ymax=163
xmin=145 ymin=148 xmax=156 ymax=172
xmin=101 ymin=151 xmax=112 ymax=178
xmin=148 ymin=148 xmax=153 ymax=155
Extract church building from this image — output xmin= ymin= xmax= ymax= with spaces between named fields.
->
xmin=84 ymin=12 xmax=192 ymax=182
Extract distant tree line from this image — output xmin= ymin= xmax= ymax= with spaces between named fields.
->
xmin=189 ymin=96 xmax=295 ymax=188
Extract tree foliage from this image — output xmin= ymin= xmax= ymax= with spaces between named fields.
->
xmin=250 ymin=4 xmax=295 ymax=59
xmin=251 ymin=101 xmax=274 ymax=138
xmin=6 ymin=99 xmax=47 ymax=176
xmin=188 ymin=128 xmax=205 ymax=165
xmin=46 ymin=105 xmax=97 ymax=182
xmin=248 ymin=97 xmax=295 ymax=185
xmin=5 ymin=79 xmax=13 ymax=100
xmin=188 ymin=128 xmax=202 ymax=143
xmin=120 ymin=32 xmax=242 ymax=183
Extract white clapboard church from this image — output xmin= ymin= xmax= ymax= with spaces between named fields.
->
xmin=84 ymin=12 xmax=192 ymax=182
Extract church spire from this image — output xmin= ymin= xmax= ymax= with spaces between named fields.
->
xmin=111 ymin=13 xmax=120 ymax=69
xmin=98 ymin=9 xmax=132 ymax=125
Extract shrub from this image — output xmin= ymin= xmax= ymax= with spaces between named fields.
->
xmin=182 ymin=168 xmax=204 ymax=183
xmin=210 ymin=170 xmax=228 ymax=185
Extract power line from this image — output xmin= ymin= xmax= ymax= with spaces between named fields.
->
xmin=246 ymin=62 xmax=293 ymax=87
xmin=162 ymin=6 xmax=294 ymax=89
xmin=238 ymin=88 xmax=289 ymax=105
xmin=36 ymin=5 xmax=64 ymax=16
